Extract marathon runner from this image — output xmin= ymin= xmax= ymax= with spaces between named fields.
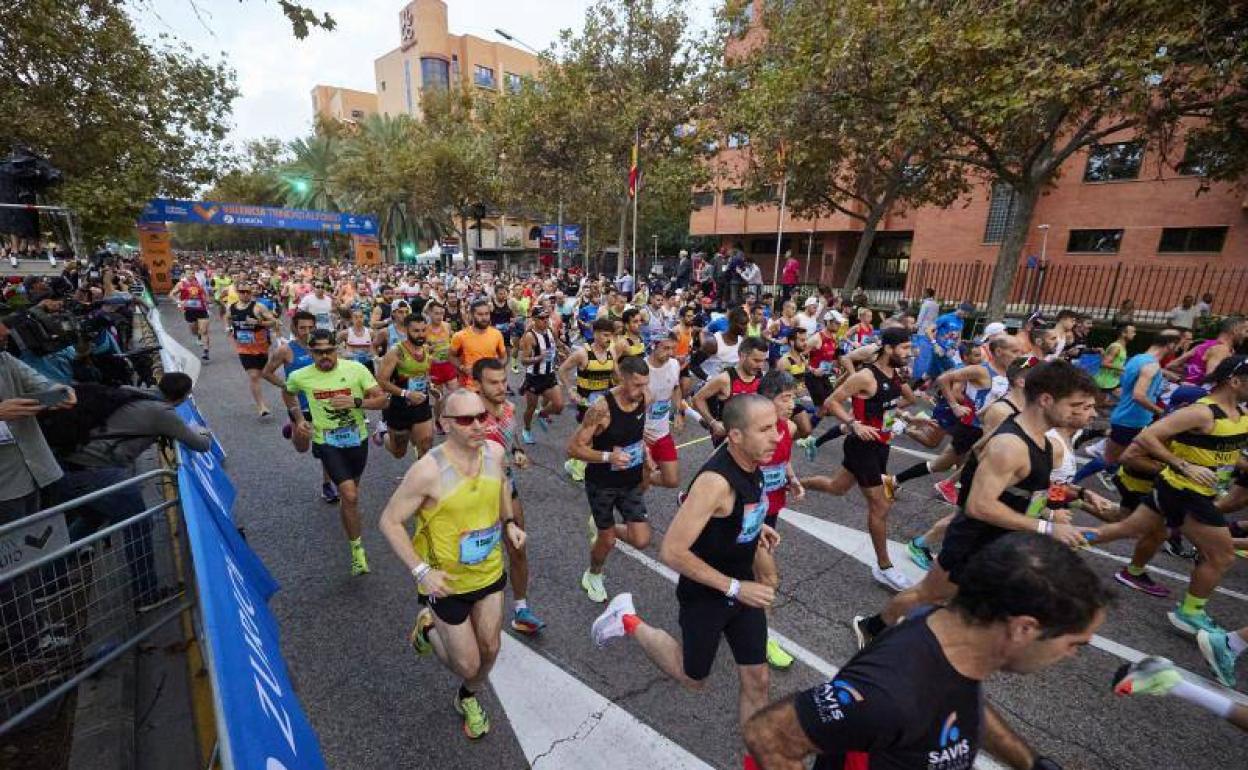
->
xmin=283 ymin=329 xmax=389 ymax=575
xmin=745 ymin=533 xmax=1109 ymax=770
xmin=210 ymin=270 xmax=233 ymax=322
xmin=1088 ymin=355 xmax=1248 ymax=635
xmin=227 ymin=281 xmax=279 ymax=417
xmin=372 ymin=300 xmax=410 ymax=359
xmin=693 ymin=336 xmax=769 ymax=447
xmin=558 ymin=317 xmax=616 ymax=482
xmin=169 ymin=274 xmax=212 ymax=361
xmin=590 ymin=394 xmax=780 ymax=770
xmin=298 ymin=280 xmax=337 ymax=332
xmin=378 ymin=389 xmax=524 ymax=740
xmin=800 ymin=328 xmax=920 ymax=591
xmin=451 ymin=300 xmax=506 ymax=389
xmin=568 ymin=354 xmax=652 ymax=603
xmin=374 ymin=313 xmax=436 ymax=459
xmin=338 ymin=308 xmax=376 ymax=374
xmin=614 ymin=307 xmax=647 ymax=360
xmin=643 ymin=331 xmax=684 ymax=488
xmin=488 ymin=284 xmax=515 ymax=368
xmin=369 ymin=285 xmax=396 ymax=330
xmin=473 ymin=358 xmax=546 ymax=635
xmin=425 ymin=301 xmax=458 ymax=418
xmin=699 ymin=307 xmax=748 ymax=381
xmin=516 ymin=306 xmax=563 ymax=445
xmin=854 ymin=359 xmax=1100 ymax=645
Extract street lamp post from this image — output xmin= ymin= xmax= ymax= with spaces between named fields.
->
xmin=804 ymin=228 xmax=815 ymax=284
xmin=652 ymin=234 xmax=658 ymax=273
xmin=494 ymin=28 xmax=540 ymax=54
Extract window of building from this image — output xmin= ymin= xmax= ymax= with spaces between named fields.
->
xmin=420 ymin=57 xmax=449 ymax=92
xmin=473 ymin=65 xmax=496 ymax=89
xmin=379 ymin=81 xmax=386 ymax=92
xmin=505 ymin=72 xmax=522 ymax=94
xmin=861 ymin=233 xmax=912 ymax=290
xmin=692 ymin=191 xmax=715 ymax=209
xmin=1066 ymin=228 xmax=1124 ymax=253
xmin=350 ymin=109 xmax=365 ymax=119
xmin=749 ymin=237 xmax=791 ymax=255
xmin=727 ymin=132 xmax=750 ymax=149
xmin=982 ymin=181 xmax=1018 ymax=244
xmin=722 ymin=188 xmax=745 ymax=206
xmin=1083 ymin=141 xmax=1144 ymax=182
xmin=1158 ymin=226 xmax=1228 ymax=253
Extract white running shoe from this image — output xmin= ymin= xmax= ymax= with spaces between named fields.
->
xmin=581 ymin=569 xmax=608 ymax=603
xmin=871 ymin=565 xmax=914 ymax=592
xmin=591 ymin=592 xmax=635 ymax=647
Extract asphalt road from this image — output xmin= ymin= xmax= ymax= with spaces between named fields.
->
xmin=164 ymin=304 xmax=1248 ymax=770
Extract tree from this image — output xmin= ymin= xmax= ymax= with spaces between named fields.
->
xmin=278 ymin=134 xmax=341 ymax=211
xmin=0 ymin=0 xmax=237 ymax=244
xmin=716 ymin=0 xmax=968 ymax=291
xmin=905 ymin=1 xmax=1248 ymax=318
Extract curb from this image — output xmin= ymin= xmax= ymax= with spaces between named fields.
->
xmin=67 ymin=648 xmax=135 ymax=770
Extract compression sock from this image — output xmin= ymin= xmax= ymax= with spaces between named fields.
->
xmin=622 ymin=614 xmax=642 ymax=635
xmin=895 ymin=461 xmax=932 ymax=485
xmin=814 ymin=423 xmax=844 ymax=447
xmin=1072 ymin=456 xmax=1112 ymax=483
xmin=1180 ymin=592 xmax=1208 ymax=615
xmin=1169 ymin=680 xmax=1235 ymax=719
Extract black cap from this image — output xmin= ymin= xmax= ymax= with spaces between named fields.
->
xmin=1204 ymin=354 xmax=1248 ymax=384
xmin=880 ymin=327 xmax=912 ymax=347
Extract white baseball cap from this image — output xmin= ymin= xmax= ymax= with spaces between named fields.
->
xmin=982 ymin=321 xmax=1007 ymax=338
xmin=804 ymin=296 xmax=819 ymax=307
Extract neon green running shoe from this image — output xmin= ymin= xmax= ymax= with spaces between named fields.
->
xmin=581 ymin=569 xmax=607 ymax=603
xmin=350 ymin=543 xmax=370 ymax=576
xmin=1112 ymin=655 xmax=1181 ymax=697
xmin=454 ymin=693 xmax=490 ymax=739
xmin=409 ymin=608 xmax=434 ymax=657
xmin=765 ymin=638 xmax=794 ymax=670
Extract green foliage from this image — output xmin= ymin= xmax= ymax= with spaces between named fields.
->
xmin=0 ymin=0 xmax=238 ymax=244
xmin=273 ymin=1 xmax=336 ymax=39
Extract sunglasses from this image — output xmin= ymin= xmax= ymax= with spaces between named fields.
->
xmin=310 ymin=348 xmax=336 ymax=356
xmin=444 ymin=412 xmax=488 ymax=426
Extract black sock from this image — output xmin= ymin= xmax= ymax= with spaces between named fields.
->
xmin=863 ymin=614 xmax=887 ymax=636
xmin=895 ymin=461 xmax=931 ymax=485
xmin=458 ymin=684 xmax=474 ymax=701
xmin=815 ymin=423 xmax=844 ymax=447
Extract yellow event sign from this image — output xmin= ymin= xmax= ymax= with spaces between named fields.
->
xmin=138 ymin=222 xmax=174 ymax=292
xmin=354 ymin=235 xmax=382 ymax=266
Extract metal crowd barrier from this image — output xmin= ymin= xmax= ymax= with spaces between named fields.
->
xmin=0 ymin=468 xmax=192 ymax=735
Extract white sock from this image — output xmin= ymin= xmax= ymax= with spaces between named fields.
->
xmin=1228 ymin=630 xmax=1248 ymax=657
xmin=1171 ymin=679 xmax=1235 ymax=719
xmin=514 ymin=598 xmax=528 ymax=611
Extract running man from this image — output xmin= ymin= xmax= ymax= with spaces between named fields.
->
xmin=614 ymin=307 xmax=647 ymax=360
xmin=517 ymin=306 xmax=564 ymax=445
xmin=745 ymin=533 xmax=1110 ymax=769
xmin=568 ymin=354 xmax=652 ymax=602
xmin=643 ymin=331 xmax=684 ymax=488
xmin=853 ymin=359 xmax=1100 ymax=646
xmin=557 ymin=317 xmax=616 ymax=481
xmin=170 ymin=273 xmax=212 ymax=361
xmin=591 ymin=394 xmax=780 ymax=769
xmin=1088 ymin=355 xmax=1248 ymax=636
xmin=283 ymin=329 xmax=389 ymax=575
xmin=378 ymin=389 xmax=525 ymax=740
xmin=374 ymin=313 xmax=436 ymax=459
xmin=800 ymin=327 xmax=919 ymax=591
xmin=451 ymin=300 xmax=506 ymax=388
xmin=227 ymin=281 xmax=278 ymax=418
xmin=474 ymin=358 xmax=546 ymax=635
xmin=693 ymin=336 xmax=769 ymax=446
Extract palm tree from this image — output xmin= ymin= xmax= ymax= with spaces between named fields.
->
xmin=279 ymin=134 xmax=340 ymax=211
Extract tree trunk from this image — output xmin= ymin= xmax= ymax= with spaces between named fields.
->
xmin=616 ymin=192 xmax=629 ymax=276
xmin=985 ymin=184 xmax=1041 ymax=321
xmin=841 ymin=205 xmax=887 ymax=292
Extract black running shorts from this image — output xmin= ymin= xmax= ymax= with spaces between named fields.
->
xmin=678 ymin=597 xmax=767 ymax=680
xmin=1150 ymin=477 xmax=1224 ymax=529
xmin=420 ymin=573 xmax=507 ymax=625
xmin=312 ymin=442 xmax=368 ymax=485
xmin=383 ymin=395 xmax=432 ymax=430
xmin=586 ymin=483 xmax=648 ymax=530
xmin=841 ymin=435 xmax=889 ymax=488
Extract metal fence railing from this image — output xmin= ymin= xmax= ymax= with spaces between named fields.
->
xmin=0 ymin=469 xmax=190 ymax=735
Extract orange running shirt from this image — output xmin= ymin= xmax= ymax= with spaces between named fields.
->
xmin=450 ymin=327 xmax=506 ymax=385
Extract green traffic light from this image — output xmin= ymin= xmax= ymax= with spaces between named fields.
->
xmin=401 ymin=244 xmax=416 ymax=257
xmin=291 ymin=178 xmax=310 ymax=194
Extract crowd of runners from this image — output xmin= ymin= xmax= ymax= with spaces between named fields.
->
xmin=167 ymin=253 xmax=1248 ymax=766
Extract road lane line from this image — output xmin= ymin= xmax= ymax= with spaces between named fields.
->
xmin=676 ymin=435 xmax=711 ymax=449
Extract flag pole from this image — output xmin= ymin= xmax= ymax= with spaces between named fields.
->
xmin=771 ymin=171 xmax=788 ymax=302
xmin=631 ymin=129 xmax=639 ymax=283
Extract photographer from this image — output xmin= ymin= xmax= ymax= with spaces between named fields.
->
xmin=41 ymin=373 xmax=212 ymax=612
xmin=5 ymin=277 xmax=81 ymax=384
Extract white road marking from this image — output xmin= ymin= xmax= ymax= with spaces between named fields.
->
xmin=778 ymin=506 xmax=1248 ymax=707
xmin=493 ymin=634 xmax=713 ymax=769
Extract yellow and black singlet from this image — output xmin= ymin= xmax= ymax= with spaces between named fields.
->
xmin=576 ymin=347 xmax=615 ymax=404
xmin=1159 ymin=397 xmax=1248 ymax=496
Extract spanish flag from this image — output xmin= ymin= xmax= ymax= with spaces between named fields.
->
xmin=627 ymin=134 xmax=640 ymax=199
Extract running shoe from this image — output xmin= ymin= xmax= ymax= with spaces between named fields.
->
xmin=1196 ymin=629 xmax=1239 ymax=688
xmin=796 ymin=435 xmax=817 ymax=462
xmin=882 ymin=474 xmax=897 ymax=502
xmin=850 ymin=615 xmax=874 ymax=651
xmin=257 ymin=406 xmax=271 ymax=419
xmin=409 ymin=608 xmax=434 ymax=656
xmin=906 ymin=538 xmax=933 ymax=571
xmin=1095 ymin=470 xmax=1115 ymax=492
xmin=871 ymin=565 xmax=913 ymax=592
xmin=565 ymin=458 xmax=586 ymax=482
xmin=511 ymin=606 xmax=547 ymax=635
xmin=201 ymin=349 xmax=210 ymax=362
xmin=350 ymin=544 xmax=370 ymax=576
xmin=765 ymin=638 xmax=794 ymax=670
xmin=1163 ymin=537 xmax=1198 ymax=560
xmin=454 ymin=693 xmax=490 ymax=739
xmin=321 ymin=481 xmax=339 ymax=504
xmin=1112 ymin=655 xmax=1181 ymax=697
xmin=1113 ymin=568 xmax=1171 ymax=598
xmin=1167 ymin=604 xmax=1225 ymax=636
xmin=282 ymin=422 xmax=293 ymax=440
xmin=536 ymin=415 xmax=551 ymax=432
xmin=510 ymin=360 xmax=522 ymax=374
xmin=677 ymin=490 xmax=688 ymax=506
xmin=521 ymin=429 xmax=535 ymax=445
xmin=581 ymin=569 xmax=608 ymax=603
xmin=934 ymin=478 xmax=959 ymax=506
xmin=591 ymin=592 xmax=635 ymax=647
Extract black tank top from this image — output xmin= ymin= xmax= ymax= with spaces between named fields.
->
xmin=852 ymin=364 xmax=901 ymax=429
xmin=586 ymin=391 xmax=646 ymax=488
xmin=677 ymin=446 xmax=767 ymax=603
xmin=230 ymin=301 xmax=259 ymax=328
xmin=955 ymin=415 xmax=1052 ymax=514
xmin=490 ymin=299 xmax=513 ymax=327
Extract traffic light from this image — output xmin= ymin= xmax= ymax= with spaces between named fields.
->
xmin=290 ymin=177 xmax=310 ymax=195
xmin=401 ymin=243 xmax=416 ymax=260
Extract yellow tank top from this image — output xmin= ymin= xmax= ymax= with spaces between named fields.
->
xmin=1159 ymin=397 xmax=1248 ymax=496
xmin=394 ymin=341 xmax=432 ymax=391
xmin=411 ymin=444 xmax=505 ymax=594
xmin=427 ymin=323 xmax=451 ymax=363
xmin=783 ymin=353 xmax=808 ymax=377
xmin=576 ymin=348 xmax=615 ymax=395
xmin=1115 ymin=464 xmax=1156 ymax=494
xmin=623 ymin=336 xmax=645 ymax=357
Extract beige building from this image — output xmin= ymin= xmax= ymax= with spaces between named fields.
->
xmin=309 ymin=85 xmax=379 ymax=125
xmin=374 ymin=0 xmax=541 ymax=119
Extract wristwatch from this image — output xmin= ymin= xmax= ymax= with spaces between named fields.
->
xmin=353 ymin=396 xmax=363 ymax=408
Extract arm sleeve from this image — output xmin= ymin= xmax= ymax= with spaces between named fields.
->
xmin=793 ymin=676 xmax=908 ymax=756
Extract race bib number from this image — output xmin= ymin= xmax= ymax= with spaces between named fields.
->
xmin=315 ymin=313 xmax=332 ymax=328
xmin=324 ymin=424 xmax=362 ymax=448
xmin=818 ymin=360 xmax=834 ymax=376
xmin=777 ymin=344 xmax=790 ymax=358
xmin=409 ymin=377 xmax=429 ymax=393
xmin=495 ymin=323 xmax=511 ymax=334
xmin=184 ymin=298 xmax=203 ymax=309
xmin=649 ymin=399 xmax=672 ymax=421
xmin=458 ymin=523 xmax=502 ymax=565
xmin=738 ymin=498 xmax=769 ymax=543
xmin=761 ymin=463 xmax=787 ymax=494
xmin=620 ymin=441 xmax=644 ymax=469
xmin=586 ymin=391 xmax=605 ymax=405
xmin=1025 ymin=489 xmax=1049 ymax=519
xmin=545 ymin=346 xmax=558 ymax=362
xmin=234 ymin=329 xmax=255 ymax=344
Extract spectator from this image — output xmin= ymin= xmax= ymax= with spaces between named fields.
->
xmin=738 ymin=254 xmax=764 ymax=296
xmin=1113 ymin=298 xmax=1135 ymax=326
xmin=851 ymin=286 xmax=870 ymax=309
xmin=675 ymin=250 xmax=692 ymax=289
xmin=42 ymin=373 xmax=212 ymax=612
xmin=915 ymin=287 xmax=939 ymax=334
xmin=1168 ymin=295 xmax=1199 ymax=330
xmin=0 ymin=350 xmax=73 ymax=518
xmin=615 ymin=269 xmax=634 ymax=299
xmin=779 ymin=251 xmax=800 ymax=303
xmin=1196 ymin=291 xmax=1214 ymax=318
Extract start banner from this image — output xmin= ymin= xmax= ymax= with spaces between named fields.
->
xmin=141 ymin=198 xmax=378 ymax=237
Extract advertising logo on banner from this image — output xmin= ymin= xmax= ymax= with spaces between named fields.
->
xmin=176 ymin=421 xmax=326 ymax=770
xmin=140 ymin=198 xmax=378 ymax=237
xmin=137 ymin=222 xmax=175 ymax=292
xmin=541 ymin=224 xmax=582 ymax=251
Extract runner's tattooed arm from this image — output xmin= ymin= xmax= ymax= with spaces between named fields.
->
xmin=566 ymin=397 xmax=613 ymax=463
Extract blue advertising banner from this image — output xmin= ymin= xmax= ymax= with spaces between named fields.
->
xmin=175 ymin=406 xmax=327 ymax=770
xmin=141 ymin=198 xmax=378 ymax=237
xmin=541 ymin=224 xmax=582 ymax=250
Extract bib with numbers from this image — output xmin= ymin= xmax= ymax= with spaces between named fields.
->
xmin=235 ymin=329 xmax=255 ymax=344
xmin=761 ymin=463 xmax=787 ymax=494
xmin=586 ymin=390 xmax=605 ymax=405
xmin=620 ymin=440 xmax=644 ymax=469
xmin=737 ymin=498 xmax=769 ymax=544
xmin=458 ymin=522 xmax=502 ymax=565
xmin=324 ymin=424 xmax=363 ymax=448
xmin=0 ymin=421 xmax=14 ymax=446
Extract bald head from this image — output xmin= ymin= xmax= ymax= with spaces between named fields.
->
xmin=442 ymin=389 xmax=484 ymax=417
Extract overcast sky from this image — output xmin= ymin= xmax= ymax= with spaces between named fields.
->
xmin=129 ymin=0 xmax=716 ymax=147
